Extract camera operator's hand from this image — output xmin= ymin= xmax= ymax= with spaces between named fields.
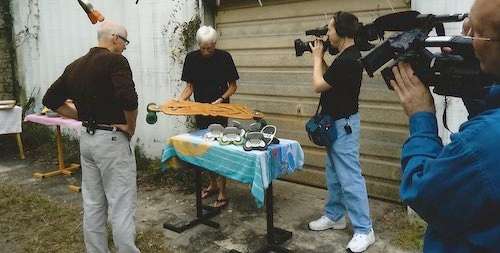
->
xmin=309 ymin=39 xmax=325 ymax=59
xmin=390 ymin=62 xmax=436 ymax=117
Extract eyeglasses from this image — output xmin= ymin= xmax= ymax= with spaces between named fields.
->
xmin=464 ymin=36 xmax=500 ymax=42
xmin=113 ymin=34 xmax=130 ymax=45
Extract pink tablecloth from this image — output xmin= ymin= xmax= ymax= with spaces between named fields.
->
xmin=24 ymin=114 xmax=82 ymax=129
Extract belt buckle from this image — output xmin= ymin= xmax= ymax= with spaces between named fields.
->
xmin=85 ymin=120 xmax=97 ymax=135
xmin=86 ymin=127 xmax=96 ymax=135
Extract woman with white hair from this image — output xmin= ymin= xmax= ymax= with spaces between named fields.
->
xmin=178 ymin=25 xmax=239 ymax=208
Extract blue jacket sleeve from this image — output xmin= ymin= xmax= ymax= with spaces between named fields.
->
xmin=400 ymin=112 xmax=485 ymax=238
xmin=400 ymin=112 xmax=443 ymax=203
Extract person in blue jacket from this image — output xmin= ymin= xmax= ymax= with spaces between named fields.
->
xmin=389 ymin=0 xmax=500 ymax=252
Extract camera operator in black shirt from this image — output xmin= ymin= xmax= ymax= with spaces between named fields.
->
xmin=307 ymin=12 xmax=375 ymax=253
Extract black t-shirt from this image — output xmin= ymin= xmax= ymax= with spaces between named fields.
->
xmin=181 ymin=49 xmax=239 ymax=103
xmin=321 ymin=46 xmax=362 ymax=119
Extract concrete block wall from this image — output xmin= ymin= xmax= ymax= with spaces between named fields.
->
xmin=0 ymin=1 xmax=15 ymax=100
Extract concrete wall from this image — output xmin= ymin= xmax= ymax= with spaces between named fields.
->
xmin=11 ymin=0 xmax=201 ymax=156
xmin=412 ymin=0 xmax=475 ymax=143
xmin=0 ymin=1 xmax=15 ymax=100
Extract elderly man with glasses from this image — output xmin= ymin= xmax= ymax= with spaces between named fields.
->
xmin=389 ymin=0 xmax=500 ymax=251
xmin=43 ymin=21 xmax=140 ymax=253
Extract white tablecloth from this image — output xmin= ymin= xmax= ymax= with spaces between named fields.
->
xmin=0 ymin=106 xmax=22 ymax=135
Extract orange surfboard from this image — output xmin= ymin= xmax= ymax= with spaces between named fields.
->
xmin=148 ymin=100 xmax=264 ymax=120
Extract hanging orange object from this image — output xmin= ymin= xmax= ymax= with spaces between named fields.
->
xmin=77 ymin=0 xmax=105 ymax=24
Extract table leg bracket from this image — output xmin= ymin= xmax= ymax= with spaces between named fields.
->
xmin=163 ymin=205 xmax=221 ymax=233
xmin=33 ymin=163 xmax=80 ymax=179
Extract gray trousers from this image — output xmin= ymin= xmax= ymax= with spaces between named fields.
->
xmin=80 ymin=129 xmax=140 ymax=253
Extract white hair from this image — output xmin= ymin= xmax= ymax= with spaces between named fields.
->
xmin=196 ymin=26 xmax=218 ymax=44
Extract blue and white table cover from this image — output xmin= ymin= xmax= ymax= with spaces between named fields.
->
xmin=161 ymin=130 xmax=304 ymax=207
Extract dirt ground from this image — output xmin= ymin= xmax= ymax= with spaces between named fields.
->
xmin=0 ymin=160 xmax=425 ymax=253
xmin=0 ymin=127 xmax=425 ymax=253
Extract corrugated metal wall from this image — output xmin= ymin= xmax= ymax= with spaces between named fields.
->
xmin=11 ymin=0 xmax=199 ymax=156
xmin=216 ymin=0 xmax=411 ymax=202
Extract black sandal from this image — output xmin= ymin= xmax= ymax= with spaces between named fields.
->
xmin=201 ymin=188 xmax=219 ymax=199
xmin=212 ymin=198 xmax=229 ymax=209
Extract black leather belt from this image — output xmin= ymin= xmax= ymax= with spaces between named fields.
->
xmin=82 ymin=121 xmax=122 ymax=135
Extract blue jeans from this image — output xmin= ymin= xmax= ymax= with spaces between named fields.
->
xmin=324 ymin=113 xmax=372 ymax=234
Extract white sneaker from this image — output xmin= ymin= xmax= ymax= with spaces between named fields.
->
xmin=346 ymin=229 xmax=376 ymax=252
xmin=308 ymin=215 xmax=347 ymax=231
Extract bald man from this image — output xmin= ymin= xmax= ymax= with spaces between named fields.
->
xmin=389 ymin=0 xmax=500 ymax=252
xmin=43 ymin=21 xmax=140 ymax=253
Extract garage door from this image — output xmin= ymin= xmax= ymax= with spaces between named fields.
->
xmin=216 ymin=0 xmax=410 ymax=202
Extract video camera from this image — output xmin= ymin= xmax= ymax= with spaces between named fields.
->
xmin=294 ymin=25 xmax=338 ymax=56
xmin=294 ymin=22 xmax=378 ymax=57
xmin=360 ymin=11 xmax=496 ymax=98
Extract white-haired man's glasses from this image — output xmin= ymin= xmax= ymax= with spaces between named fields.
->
xmin=465 ymin=36 xmax=500 ymax=42
xmin=113 ymin=34 xmax=130 ymax=46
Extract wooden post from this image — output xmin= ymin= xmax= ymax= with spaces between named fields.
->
xmin=15 ymin=133 xmax=25 ymax=160
xmin=55 ymin=126 xmax=65 ymax=170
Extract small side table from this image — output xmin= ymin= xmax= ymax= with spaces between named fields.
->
xmin=24 ymin=114 xmax=82 ymax=192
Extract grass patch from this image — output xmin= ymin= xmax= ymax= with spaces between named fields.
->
xmin=0 ymin=123 xmax=53 ymax=158
xmin=0 ymin=184 xmax=171 ymax=253
xmin=375 ymin=206 xmax=426 ymax=251
xmin=136 ymin=159 xmax=199 ymax=194
xmin=135 ymin=143 xmax=158 ymax=171
xmin=0 ymin=183 xmax=86 ymax=252
xmin=0 ymin=123 xmax=198 ymax=192
xmin=393 ymin=221 xmax=426 ymax=250
xmin=134 ymin=142 xmax=200 ymax=193
xmin=0 ymin=123 xmax=80 ymax=165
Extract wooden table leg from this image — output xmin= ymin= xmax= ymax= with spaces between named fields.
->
xmin=56 ymin=126 xmax=65 ymax=170
xmin=15 ymin=133 xmax=25 ymax=160
xmin=68 ymin=185 xmax=81 ymax=192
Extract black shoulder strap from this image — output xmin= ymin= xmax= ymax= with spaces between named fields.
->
xmin=442 ymin=96 xmax=453 ymax=134
xmin=315 ymin=93 xmax=324 ymax=116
